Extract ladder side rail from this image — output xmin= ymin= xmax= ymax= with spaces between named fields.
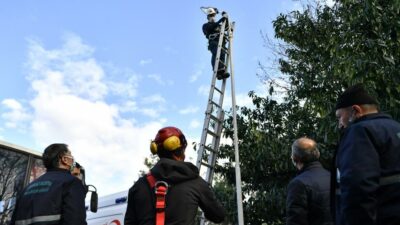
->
xmin=228 ymin=21 xmax=245 ymax=225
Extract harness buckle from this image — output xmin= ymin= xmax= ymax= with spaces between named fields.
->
xmin=208 ymin=33 xmax=219 ymax=40
xmin=154 ymin=181 xmax=168 ymax=210
xmin=154 ymin=181 xmax=168 ymax=194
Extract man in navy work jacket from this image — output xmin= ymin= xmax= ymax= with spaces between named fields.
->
xmin=202 ymin=7 xmax=230 ymax=80
xmin=11 ymin=143 xmax=87 ymax=225
xmin=286 ymin=137 xmax=333 ymax=225
xmin=334 ymin=84 xmax=400 ymax=225
xmin=124 ymin=126 xmax=226 ymax=225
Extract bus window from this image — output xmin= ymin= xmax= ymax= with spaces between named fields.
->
xmin=29 ymin=157 xmax=46 ymax=183
xmin=0 ymin=147 xmax=29 ymax=225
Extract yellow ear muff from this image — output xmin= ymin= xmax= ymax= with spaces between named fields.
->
xmin=150 ymin=141 xmax=158 ymax=155
xmin=163 ymin=136 xmax=181 ymax=151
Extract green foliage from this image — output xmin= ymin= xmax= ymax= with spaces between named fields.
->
xmin=212 ymin=181 xmax=238 ymax=225
xmin=216 ymin=0 xmax=400 ymax=224
xmin=139 ymin=154 xmax=158 ymax=176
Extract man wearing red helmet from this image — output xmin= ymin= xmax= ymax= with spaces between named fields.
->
xmin=124 ymin=126 xmax=226 ymax=225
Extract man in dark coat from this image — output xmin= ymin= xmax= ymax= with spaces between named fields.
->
xmin=334 ymin=84 xmax=400 ymax=225
xmin=124 ymin=126 xmax=226 ymax=225
xmin=286 ymin=137 xmax=333 ymax=225
xmin=202 ymin=7 xmax=230 ymax=80
xmin=10 ymin=143 xmax=87 ymax=225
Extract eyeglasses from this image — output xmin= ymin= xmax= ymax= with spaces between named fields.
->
xmin=63 ymin=155 xmax=74 ymax=161
xmin=63 ymin=154 xmax=76 ymax=166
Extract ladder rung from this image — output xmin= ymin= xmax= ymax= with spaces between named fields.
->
xmin=210 ymin=100 xmax=222 ymax=108
xmin=207 ymin=129 xmax=219 ymax=137
xmin=209 ymin=114 xmax=223 ymax=123
xmin=213 ymin=86 xmax=222 ymax=94
xmin=201 ymin=161 xmax=213 ymax=168
xmin=221 ymin=47 xmax=229 ymax=54
xmin=205 ymin=145 xmax=218 ymax=153
xmin=218 ymin=60 xmax=227 ymax=67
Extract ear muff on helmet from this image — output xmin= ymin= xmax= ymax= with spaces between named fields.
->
xmin=163 ymin=136 xmax=182 ymax=151
xmin=150 ymin=127 xmax=187 ymax=155
xmin=150 ymin=136 xmax=182 ymax=155
xmin=150 ymin=141 xmax=158 ymax=155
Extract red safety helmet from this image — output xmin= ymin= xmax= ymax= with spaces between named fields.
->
xmin=150 ymin=126 xmax=187 ymax=155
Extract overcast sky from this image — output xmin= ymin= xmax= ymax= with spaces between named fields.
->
xmin=0 ymin=1 xmax=334 ymax=196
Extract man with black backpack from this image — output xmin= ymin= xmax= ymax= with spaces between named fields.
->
xmin=124 ymin=126 xmax=226 ymax=225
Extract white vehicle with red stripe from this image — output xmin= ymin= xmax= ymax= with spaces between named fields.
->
xmin=86 ymin=190 xmax=128 ymax=225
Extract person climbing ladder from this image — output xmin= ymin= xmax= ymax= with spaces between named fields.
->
xmin=202 ymin=7 xmax=230 ymax=80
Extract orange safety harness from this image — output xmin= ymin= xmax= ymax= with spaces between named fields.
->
xmin=146 ymin=172 xmax=169 ymax=225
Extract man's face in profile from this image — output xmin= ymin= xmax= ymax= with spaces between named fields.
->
xmin=335 ymin=107 xmax=353 ymax=130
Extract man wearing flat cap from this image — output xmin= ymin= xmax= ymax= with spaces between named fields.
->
xmin=334 ymin=84 xmax=400 ymax=225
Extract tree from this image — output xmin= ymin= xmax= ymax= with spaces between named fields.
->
xmin=216 ymin=0 xmax=400 ymax=224
xmin=139 ymin=154 xmax=158 ymax=177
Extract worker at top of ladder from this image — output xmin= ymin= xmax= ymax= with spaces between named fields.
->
xmin=124 ymin=126 xmax=226 ymax=225
xmin=202 ymin=7 xmax=230 ymax=80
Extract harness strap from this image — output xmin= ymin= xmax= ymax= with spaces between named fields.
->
xmin=208 ymin=33 xmax=219 ymax=40
xmin=147 ymin=173 xmax=157 ymax=188
xmin=146 ymin=172 xmax=168 ymax=225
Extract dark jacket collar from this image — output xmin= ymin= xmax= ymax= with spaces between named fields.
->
xmin=46 ymin=167 xmax=70 ymax=173
xmin=341 ymin=113 xmax=391 ymax=134
xmin=150 ymin=158 xmax=199 ymax=184
xmin=353 ymin=112 xmax=391 ymax=124
xmin=298 ymin=161 xmax=322 ymax=174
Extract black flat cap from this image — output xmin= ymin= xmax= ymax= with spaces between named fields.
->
xmin=335 ymin=84 xmax=378 ymax=109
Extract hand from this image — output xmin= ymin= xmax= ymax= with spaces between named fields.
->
xmin=222 ymin=11 xmax=228 ymax=18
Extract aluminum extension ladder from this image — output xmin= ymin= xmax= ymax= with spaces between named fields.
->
xmin=196 ymin=13 xmax=244 ymax=225
xmin=196 ymin=17 xmax=231 ymax=187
